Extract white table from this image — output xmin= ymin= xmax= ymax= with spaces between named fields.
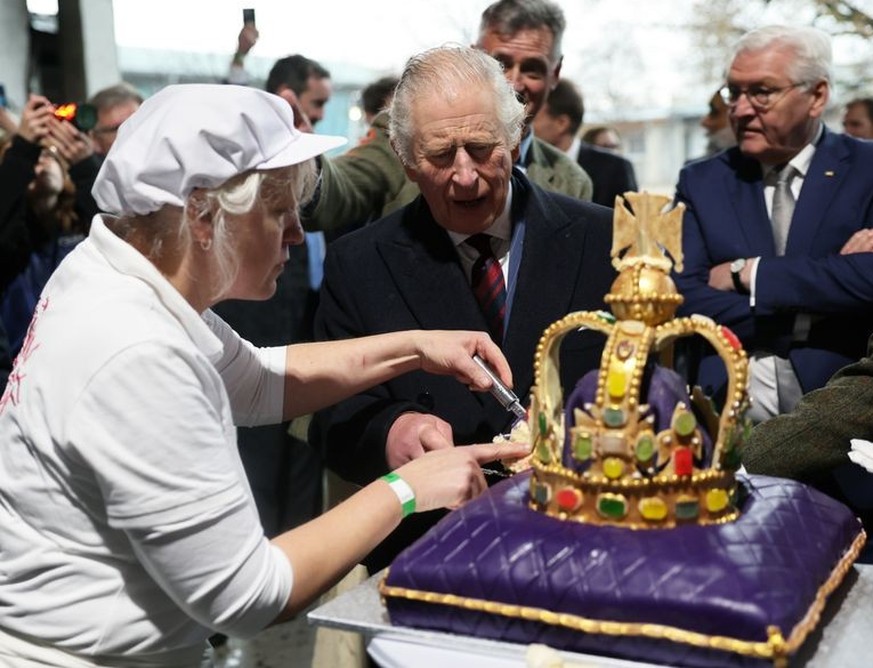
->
xmin=308 ymin=565 xmax=873 ymax=667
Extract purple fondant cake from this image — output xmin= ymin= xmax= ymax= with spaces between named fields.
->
xmin=382 ymin=471 xmax=864 ymax=667
xmin=381 ymin=193 xmax=866 ymax=666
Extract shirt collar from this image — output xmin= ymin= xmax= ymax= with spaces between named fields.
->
xmin=566 ymin=136 xmax=581 ymax=160
xmin=517 ymin=131 xmax=534 ymax=168
xmin=90 ymin=215 xmax=224 ymax=361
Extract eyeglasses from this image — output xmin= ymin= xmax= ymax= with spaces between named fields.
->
xmin=719 ymin=82 xmax=807 ymax=111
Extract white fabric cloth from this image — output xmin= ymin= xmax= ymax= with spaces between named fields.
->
xmin=0 ymin=216 xmax=292 ymax=665
xmin=849 ymin=438 xmax=873 ymax=473
xmin=0 ymin=626 xmax=212 ymax=668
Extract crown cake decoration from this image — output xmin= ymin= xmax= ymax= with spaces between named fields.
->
xmin=527 ymin=192 xmax=751 ymax=528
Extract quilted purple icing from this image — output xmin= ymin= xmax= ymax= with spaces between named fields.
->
xmin=384 ymin=472 xmax=862 ymax=668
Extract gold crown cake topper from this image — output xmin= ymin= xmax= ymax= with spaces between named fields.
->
xmin=527 ymin=192 xmax=750 ymax=528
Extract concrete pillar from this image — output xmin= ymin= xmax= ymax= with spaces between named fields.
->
xmin=0 ymin=0 xmax=120 ymax=112
xmin=58 ymin=0 xmax=121 ymax=100
xmin=0 ymin=0 xmax=31 ymax=112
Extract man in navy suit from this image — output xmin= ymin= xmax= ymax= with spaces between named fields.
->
xmin=311 ymin=46 xmax=615 ymax=570
xmin=674 ymin=25 xmax=873 ymax=423
xmin=533 ymin=79 xmax=638 ymax=207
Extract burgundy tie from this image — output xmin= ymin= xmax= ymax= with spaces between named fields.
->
xmin=466 ymin=233 xmax=506 ymax=342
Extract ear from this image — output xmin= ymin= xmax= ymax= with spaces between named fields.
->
xmin=550 ymin=58 xmax=563 ymax=90
xmin=390 ymin=138 xmax=419 ymax=183
xmin=402 ymin=163 xmax=419 ymax=184
xmin=185 ymin=190 xmax=214 ymax=245
xmin=511 ymin=144 xmax=520 ymax=164
xmin=808 ymin=79 xmax=829 ymax=120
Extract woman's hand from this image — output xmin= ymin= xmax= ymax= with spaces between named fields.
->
xmin=17 ymin=94 xmax=54 ymax=145
xmin=282 ymin=329 xmax=513 ymax=419
xmin=395 ymin=440 xmax=530 ymax=513
xmin=414 ymin=330 xmax=513 ymax=392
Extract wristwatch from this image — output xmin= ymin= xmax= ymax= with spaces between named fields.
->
xmin=730 ymin=258 xmax=749 ymax=294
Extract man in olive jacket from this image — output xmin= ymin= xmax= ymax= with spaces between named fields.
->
xmin=304 ymin=0 xmax=593 ymax=234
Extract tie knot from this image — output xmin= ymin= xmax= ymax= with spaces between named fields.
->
xmin=466 ymin=233 xmax=495 ymax=257
xmin=775 ymin=163 xmax=797 ymax=185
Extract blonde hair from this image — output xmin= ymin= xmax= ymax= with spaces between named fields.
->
xmin=115 ymin=160 xmax=317 ymax=300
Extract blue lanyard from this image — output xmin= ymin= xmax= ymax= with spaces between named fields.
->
xmin=503 ymin=218 xmax=525 ymax=337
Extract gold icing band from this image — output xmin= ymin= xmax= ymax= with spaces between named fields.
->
xmin=381 ymin=529 xmax=866 ymax=666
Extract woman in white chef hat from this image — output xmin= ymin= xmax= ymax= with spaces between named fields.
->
xmin=0 ymin=83 xmax=525 ymax=668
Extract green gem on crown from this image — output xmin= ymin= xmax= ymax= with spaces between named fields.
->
xmin=636 ymin=435 xmax=655 ymax=462
xmin=597 ymin=494 xmax=628 ymax=519
xmin=673 ymin=411 xmax=697 ymax=438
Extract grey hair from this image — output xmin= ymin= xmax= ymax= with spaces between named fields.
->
xmin=477 ymin=0 xmax=566 ymax=64
xmin=388 ymin=45 xmax=526 ymax=167
xmin=728 ymin=25 xmax=833 ymax=86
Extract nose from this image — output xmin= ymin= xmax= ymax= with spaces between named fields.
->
xmin=451 ymin=148 xmax=478 ymax=188
xmin=730 ymin=92 xmax=756 ymax=119
xmin=284 ymin=213 xmax=305 ymax=246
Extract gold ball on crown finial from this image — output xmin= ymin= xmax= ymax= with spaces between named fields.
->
xmin=605 ymin=263 xmax=684 ymax=326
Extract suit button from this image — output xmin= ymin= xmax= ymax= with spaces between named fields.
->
xmin=416 ymin=392 xmax=435 ymax=410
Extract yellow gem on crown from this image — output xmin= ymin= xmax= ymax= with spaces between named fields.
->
xmin=705 ymin=488 xmax=730 ymax=513
xmin=602 ymin=457 xmax=625 ymax=479
xmin=639 ymin=497 xmax=669 ymax=522
xmin=607 ymin=367 xmax=628 ymax=399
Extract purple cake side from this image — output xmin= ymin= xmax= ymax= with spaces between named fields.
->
xmin=383 ymin=472 xmax=864 ymax=667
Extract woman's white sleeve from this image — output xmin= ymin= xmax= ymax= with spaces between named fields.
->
xmin=203 ymin=309 xmax=287 ymax=426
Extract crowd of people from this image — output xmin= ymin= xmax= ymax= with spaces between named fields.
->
xmin=1 ymin=0 xmax=873 ymax=666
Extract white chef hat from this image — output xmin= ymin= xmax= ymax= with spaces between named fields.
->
xmin=92 ymin=83 xmax=346 ymax=216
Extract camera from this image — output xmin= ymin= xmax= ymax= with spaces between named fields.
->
xmin=53 ymin=102 xmax=97 ymax=131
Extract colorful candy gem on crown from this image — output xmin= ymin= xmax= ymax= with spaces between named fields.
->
xmin=528 ymin=193 xmax=750 ymax=529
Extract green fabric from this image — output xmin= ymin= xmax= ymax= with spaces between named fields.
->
xmin=306 ymin=111 xmax=593 ymax=232
xmin=743 ymin=333 xmax=873 ymax=481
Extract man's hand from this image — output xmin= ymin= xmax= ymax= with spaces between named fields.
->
xmin=276 ymin=88 xmax=313 ymax=133
xmin=709 ymin=258 xmax=752 ymax=293
xmin=840 ymin=228 xmax=873 ymax=255
xmin=237 ymin=24 xmax=258 ymax=57
xmin=386 ymin=412 xmax=454 ymax=470
xmin=708 ymin=261 xmax=733 ymax=291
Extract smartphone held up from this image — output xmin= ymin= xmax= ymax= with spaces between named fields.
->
xmin=53 ymin=102 xmax=97 ymax=131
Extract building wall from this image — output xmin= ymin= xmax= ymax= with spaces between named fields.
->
xmin=0 ymin=0 xmax=33 ymax=111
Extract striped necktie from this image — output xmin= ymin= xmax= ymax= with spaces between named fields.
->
xmin=467 ymin=233 xmax=506 ymax=342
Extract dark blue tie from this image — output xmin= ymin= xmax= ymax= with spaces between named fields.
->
xmin=467 ymin=233 xmax=506 ymax=342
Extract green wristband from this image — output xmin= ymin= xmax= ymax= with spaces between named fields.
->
xmin=382 ymin=472 xmax=416 ymax=518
